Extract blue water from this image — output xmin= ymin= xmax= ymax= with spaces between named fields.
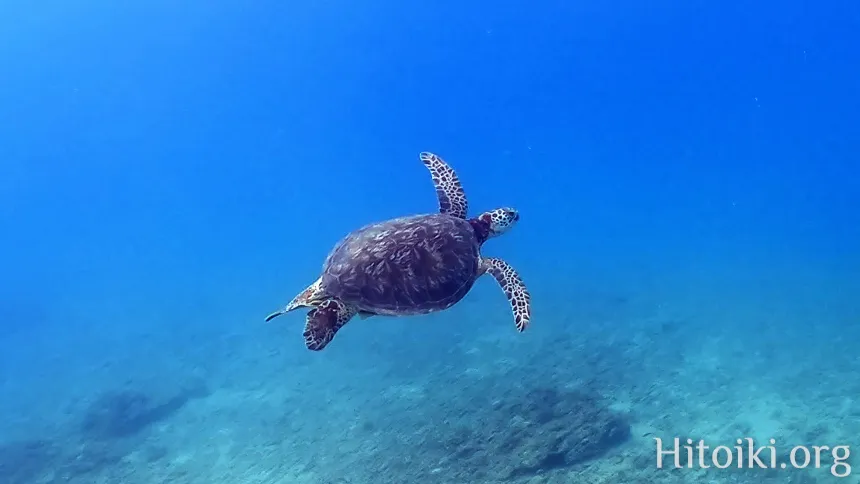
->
xmin=1 ymin=1 xmax=858 ymax=483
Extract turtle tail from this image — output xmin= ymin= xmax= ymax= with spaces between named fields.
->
xmin=264 ymin=310 xmax=286 ymax=322
xmin=265 ymin=277 xmax=325 ymax=323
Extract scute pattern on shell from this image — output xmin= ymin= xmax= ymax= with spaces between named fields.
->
xmin=320 ymin=213 xmax=481 ymax=315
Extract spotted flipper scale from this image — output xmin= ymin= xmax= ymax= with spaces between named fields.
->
xmin=419 ymin=152 xmax=468 ymax=219
xmin=303 ymin=298 xmax=357 ymax=351
xmin=481 ymin=257 xmax=531 ymax=332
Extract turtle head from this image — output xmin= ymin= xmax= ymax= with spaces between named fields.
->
xmin=475 ymin=207 xmax=519 ymax=240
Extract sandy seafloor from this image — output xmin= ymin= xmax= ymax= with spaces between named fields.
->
xmin=1 ymin=259 xmax=858 ymax=484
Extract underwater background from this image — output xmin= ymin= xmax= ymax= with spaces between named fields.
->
xmin=1 ymin=0 xmax=859 ymax=483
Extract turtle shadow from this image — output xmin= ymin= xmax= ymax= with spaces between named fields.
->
xmin=0 ymin=380 xmax=210 ymax=484
xmin=80 ymin=381 xmax=210 ymax=440
xmin=506 ymin=387 xmax=631 ymax=475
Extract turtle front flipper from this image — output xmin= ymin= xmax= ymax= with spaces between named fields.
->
xmin=303 ymin=298 xmax=357 ymax=351
xmin=419 ymin=152 xmax=469 ymax=219
xmin=265 ymin=277 xmax=325 ymax=322
xmin=480 ymin=257 xmax=532 ymax=332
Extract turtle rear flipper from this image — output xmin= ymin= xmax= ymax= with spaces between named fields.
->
xmin=303 ymin=299 xmax=357 ymax=351
xmin=480 ymin=257 xmax=532 ymax=332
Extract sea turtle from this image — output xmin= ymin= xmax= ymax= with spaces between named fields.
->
xmin=265 ymin=151 xmax=532 ymax=350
